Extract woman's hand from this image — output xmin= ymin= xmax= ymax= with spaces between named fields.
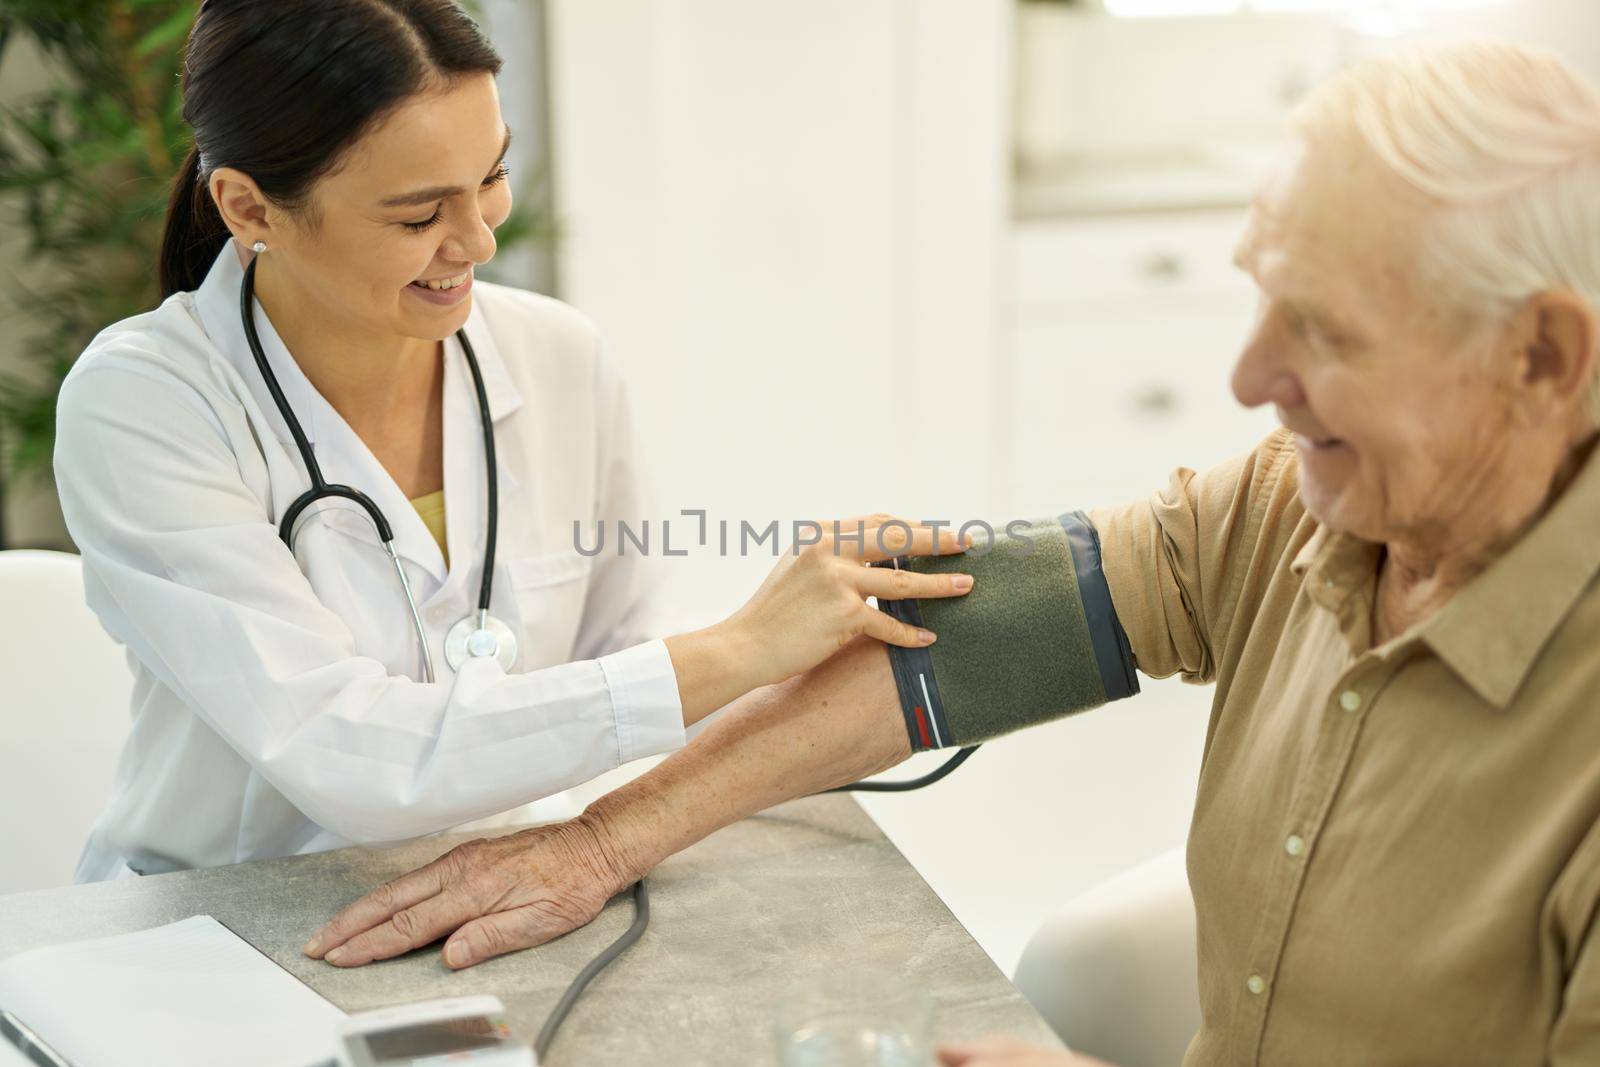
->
xmin=939 ymin=1036 xmax=1117 ymax=1067
xmin=731 ymin=514 xmax=974 ymax=676
xmin=667 ymin=515 xmax=972 ymax=724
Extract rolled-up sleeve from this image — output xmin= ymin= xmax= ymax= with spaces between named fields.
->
xmin=1088 ymin=429 xmax=1300 ymax=685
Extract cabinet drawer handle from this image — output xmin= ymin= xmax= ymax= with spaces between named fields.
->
xmin=1138 ymin=252 xmax=1186 ymax=282
xmin=1130 ymin=383 xmax=1180 ymax=416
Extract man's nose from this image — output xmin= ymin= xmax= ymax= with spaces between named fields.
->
xmin=1231 ymin=327 xmax=1304 ymax=411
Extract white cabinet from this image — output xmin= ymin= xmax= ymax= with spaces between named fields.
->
xmin=549 ymin=0 xmax=1011 ymax=627
xmin=1001 ymin=210 xmax=1280 ymax=520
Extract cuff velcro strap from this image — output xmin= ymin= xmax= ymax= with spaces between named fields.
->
xmin=874 ymin=511 xmax=1138 ymax=750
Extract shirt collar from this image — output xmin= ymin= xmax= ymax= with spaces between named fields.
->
xmin=1417 ymin=439 xmax=1600 ymax=710
xmin=1291 ymin=525 xmax=1383 ymax=653
xmin=1290 ymin=440 xmax=1600 ymax=710
xmin=188 ymin=240 xmax=524 ymax=447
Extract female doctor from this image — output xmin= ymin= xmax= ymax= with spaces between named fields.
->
xmin=51 ymin=0 xmax=971 ymax=882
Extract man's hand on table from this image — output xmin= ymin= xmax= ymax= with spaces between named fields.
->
xmin=939 ymin=1037 xmax=1116 ymax=1067
xmin=302 ymin=815 xmax=634 ymax=969
xmin=305 ymin=636 xmax=909 ymax=969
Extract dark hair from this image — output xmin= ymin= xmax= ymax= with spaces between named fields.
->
xmin=159 ymin=0 xmax=502 ymax=298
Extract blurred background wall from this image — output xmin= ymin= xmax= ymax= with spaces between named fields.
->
xmin=5 ymin=0 xmax=1598 ymax=974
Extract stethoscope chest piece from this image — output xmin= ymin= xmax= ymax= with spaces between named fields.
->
xmin=444 ymin=612 xmax=519 ymax=673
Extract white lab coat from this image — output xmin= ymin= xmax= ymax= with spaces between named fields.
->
xmin=53 ymin=242 xmax=687 ymax=881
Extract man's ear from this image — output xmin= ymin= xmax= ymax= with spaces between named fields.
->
xmin=1515 ymin=290 xmax=1596 ymax=425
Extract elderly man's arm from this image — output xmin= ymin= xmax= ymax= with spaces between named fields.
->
xmin=1087 ymin=428 xmax=1303 ymax=685
xmin=304 ymin=636 xmax=910 ymax=969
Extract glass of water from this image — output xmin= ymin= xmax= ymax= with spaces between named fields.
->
xmin=774 ymin=972 xmax=935 ymax=1067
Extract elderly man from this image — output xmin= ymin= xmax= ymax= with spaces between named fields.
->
xmin=302 ymin=41 xmax=1600 ymax=1066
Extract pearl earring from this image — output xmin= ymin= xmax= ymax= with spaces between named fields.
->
xmin=251 ymin=241 xmax=267 ymax=253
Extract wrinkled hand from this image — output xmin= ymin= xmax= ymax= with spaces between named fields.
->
xmin=302 ymin=817 xmax=630 ymax=970
xmin=939 ymin=1037 xmax=1116 ymax=1067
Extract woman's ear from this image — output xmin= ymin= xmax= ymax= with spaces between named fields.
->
xmin=208 ymin=166 xmax=274 ymax=249
xmin=1514 ymin=290 xmax=1597 ymax=428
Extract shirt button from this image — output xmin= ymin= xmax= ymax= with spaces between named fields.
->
xmin=1339 ymin=689 xmax=1363 ymax=712
xmin=1246 ymin=974 xmax=1267 ymax=995
xmin=1284 ymin=834 xmax=1305 ymax=857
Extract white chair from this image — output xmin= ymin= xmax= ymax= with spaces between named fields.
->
xmin=1013 ymin=847 xmax=1201 ymax=1067
xmin=0 ymin=549 xmax=133 ymax=893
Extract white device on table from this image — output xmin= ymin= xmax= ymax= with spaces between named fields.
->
xmin=336 ymin=996 xmax=535 ymax=1067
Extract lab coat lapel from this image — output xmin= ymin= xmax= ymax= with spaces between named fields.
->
xmin=191 ymin=242 xmax=447 ymax=585
xmin=192 ymin=243 xmax=313 ymax=457
xmin=310 ymin=389 xmax=449 ymax=586
xmin=441 ymin=303 xmax=524 ymax=601
xmin=460 ymin=293 xmax=525 ymax=426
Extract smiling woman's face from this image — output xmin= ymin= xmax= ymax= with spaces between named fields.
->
xmin=264 ymin=71 xmax=513 ymax=344
xmin=1228 ymin=131 xmax=1558 ymax=548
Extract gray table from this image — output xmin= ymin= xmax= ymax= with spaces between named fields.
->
xmin=0 ymin=795 xmax=1062 ymax=1064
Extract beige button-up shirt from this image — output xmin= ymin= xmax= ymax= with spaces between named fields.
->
xmin=1089 ymin=428 xmax=1600 ymax=1066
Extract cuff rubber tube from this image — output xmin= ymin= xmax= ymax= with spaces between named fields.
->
xmin=874 ymin=511 xmax=1139 ymax=750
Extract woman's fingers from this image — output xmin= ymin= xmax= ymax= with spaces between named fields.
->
xmin=861 ymin=605 xmax=937 ymax=648
xmin=304 ymin=852 xmax=456 ymax=958
xmin=811 ymin=516 xmax=969 ymax=562
xmin=857 ymin=565 xmax=972 ymax=603
xmin=853 ymin=521 xmax=971 ymax=562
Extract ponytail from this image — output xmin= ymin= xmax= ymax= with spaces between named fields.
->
xmin=158 ymin=143 xmax=231 ymax=300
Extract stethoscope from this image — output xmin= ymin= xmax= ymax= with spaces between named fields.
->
xmin=239 ymin=250 xmax=518 ymax=682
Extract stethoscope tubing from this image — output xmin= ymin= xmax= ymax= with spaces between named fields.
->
xmin=239 ymin=254 xmax=506 ymax=682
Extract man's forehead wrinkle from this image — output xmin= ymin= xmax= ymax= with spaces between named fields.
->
xmin=1235 ymin=191 xmax=1288 ymax=274
xmin=1241 ymin=128 xmax=1445 ymax=336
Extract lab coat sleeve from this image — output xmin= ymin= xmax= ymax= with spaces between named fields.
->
xmin=563 ymin=347 xmax=688 ymax=755
xmin=572 ymin=347 xmax=750 ymax=745
xmin=569 ymin=350 xmax=681 ymax=659
xmin=53 ymin=359 xmax=687 ymax=845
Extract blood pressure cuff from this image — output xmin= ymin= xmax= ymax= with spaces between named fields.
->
xmin=875 ymin=511 xmax=1139 ymax=750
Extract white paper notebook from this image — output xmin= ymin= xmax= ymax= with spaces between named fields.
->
xmin=0 ymin=915 xmax=345 ymax=1067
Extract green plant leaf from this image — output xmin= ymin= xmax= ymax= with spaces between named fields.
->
xmin=134 ymin=7 xmax=192 ymax=56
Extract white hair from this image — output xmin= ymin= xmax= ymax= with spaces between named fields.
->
xmin=1289 ymin=41 xmax=1600 ymax=424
